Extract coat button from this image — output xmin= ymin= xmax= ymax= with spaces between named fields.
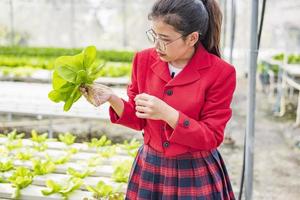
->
xmin=163 ymin=141 xmax=170 ymax=148
xmin=166 ymin=89 xmax=173 ymax=96
xmin=183 ymin=119 xmax=190 ymax=127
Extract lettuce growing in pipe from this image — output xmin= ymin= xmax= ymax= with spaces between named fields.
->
xmin=41 ymin=177 xmax=83 ymax=199
xmin=85 ymin=180 xmax=124 ymax=199
xmin=48 ymin=46 xmax=105 ymax=111
xmin=8 ymin=167 xmax=34 ymax=199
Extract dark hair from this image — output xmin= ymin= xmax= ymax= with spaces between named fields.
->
xmin=148 ymin=0 xmax=222 ymax=57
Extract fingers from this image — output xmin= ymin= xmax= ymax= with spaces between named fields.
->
xmin=79 ymin=86 xmax=86 ymax=93
xmin=79 ymin=86 xmax=89 ymax=99
xmin=135 ymin=99 xmax=149 ymax=107
xmin=135 ymin=93 xmax=155 ymax=114
xmin=135 ymin=111 xmax=149 ymax=118
xmin=135 ymin=95 xmax=153 ymax=117
xmin=79 ymin=85 xmax=98 ymax=107
xmin=92 ymin=83 xmax=110 ymax=90
xmin=134 ymin=93 xmax=152 ymax=101
xmin=90 ymin=87 xmax=105 ymax=106
xmin=80 ymin=84 xmax=112 ymax=107
xmin=135 ymin=105 xmax=151 ymax=113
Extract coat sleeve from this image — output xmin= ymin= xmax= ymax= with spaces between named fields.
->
xmin=109 ymin=52 xmax=147 ymax=130
xmin=166 ymin=66 xmax=236 ymax=150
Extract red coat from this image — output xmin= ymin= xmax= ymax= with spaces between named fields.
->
xmin=109 ymin=44 xmax=236 ymax=157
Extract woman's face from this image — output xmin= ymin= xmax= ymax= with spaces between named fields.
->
xmin=150 ymin=19 xmax=197 ymax=63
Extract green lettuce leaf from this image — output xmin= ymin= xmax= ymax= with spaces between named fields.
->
xmin=48 ymin=45 xmax=104 ymax=111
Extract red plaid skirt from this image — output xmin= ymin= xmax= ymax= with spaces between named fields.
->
xmin=125 ymin=144 xmax=235 ymax=200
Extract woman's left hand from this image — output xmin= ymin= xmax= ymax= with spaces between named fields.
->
xmin=134 ymin=93 xmax=178 ymax=122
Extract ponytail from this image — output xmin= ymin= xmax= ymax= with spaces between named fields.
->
xmin=201 ymin=0 xmax=222 ymax=57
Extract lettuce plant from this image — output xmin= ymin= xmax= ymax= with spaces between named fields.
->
xmin=48 ymin=45 xmax=105 ymax=111
xmin=41 ymin=177 xmax=83 ymax=200
xmin=8 ymin=167 xmax=34 ymax=199
xmin=41 ymin=179 xmax=62 ymax=195
xmin=119 ymin=138 xmax=141 ymax=157
xmin=121 ymin=138 xmax=141 ymax=150
xmin=6 ymin=139 xmax=23 ymax=151
xmin=4 ymin=130 xmax=24 ymax=151
xmin=86 ymin=156 xmax=103 ymax=167
xmin=16 ymin=151 xmax=33 ymax=161
xmin=59 ymin=132 xmax=76 ymax=145
xmin=32 ymin=159 xmax=56 ymax=175
xmin=0 ymin=160 xmax=14 ymax=172
xmin=85 ymin=181 xmax=112 ymax=199
xmin=98 ymin=145 xmax=116 ymax=158
xmin=67 ymin=147 xmax=78 ymax=154
xmin=86 ymin=181 xmax=124 ymax=200
xmin=31 ymin=130 xmax=48 ymax=143
xmin=32 ymin=142 xmax=48 ymax=152
xmin=46 ymin=154 xmax=71 ymax=165
xmin=6 ymin=130 xmax=25 ymax=141
xmin=67 ymin=167 xmax=94 ymax=179
xmin=87 ymin=135 xmax=112 ymax=148
xmin=112 ymin=159 xmax=133 ymax=183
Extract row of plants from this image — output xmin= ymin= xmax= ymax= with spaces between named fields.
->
xmin=0 ymin=58 xmax=132 ymax=78
xmin=258 ymin=53 xmax=300 ymax=75
xmin=273 ymin=53 xmax=300 ymax=64
xmin=0 ymin=45 xmax=134 ymax=78
xmin=0 ymin=66 xmax=37 ymax=77
xmin=0 ymin=63 xmax=131 ymax=78
xmin=0 ymin=130 xmax=141 ymax=199
xmin=0 ymin=129 xmax=141 ymax=157
xmin=0 ymin=46 xmax=134 ymax=62
xmin=0 ymin=55 xmax=55 ymax=70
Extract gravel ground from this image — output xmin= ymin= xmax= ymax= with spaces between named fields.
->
xmin=220 ymin=78 xmax=300 ymax=200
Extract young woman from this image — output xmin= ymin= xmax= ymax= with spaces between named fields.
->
xmin=81 ymin=0 xmax=236 ymax=199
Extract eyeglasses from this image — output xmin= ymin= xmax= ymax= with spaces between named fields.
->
xmin=146 ymin=28 xmax=184 ymax=52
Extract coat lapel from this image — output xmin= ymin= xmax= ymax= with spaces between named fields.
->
xmin=150 ymin=44 xmax=212 ymax=87
xmin=150 ymin=56 xmax=172 ymax=83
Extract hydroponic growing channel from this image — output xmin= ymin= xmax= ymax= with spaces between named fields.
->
xmin=0 ymin=130 xmax=141 ymax=200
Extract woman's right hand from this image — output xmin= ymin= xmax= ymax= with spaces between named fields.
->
xmin=79 ymin=83 xmax=114 ymax=107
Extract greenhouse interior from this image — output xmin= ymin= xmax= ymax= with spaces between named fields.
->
xmin=0 ymin=0 xmax=299 ymax=200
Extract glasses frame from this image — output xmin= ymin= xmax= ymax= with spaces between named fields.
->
xmin=146 ymin=28 xmax=185 ymax=52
